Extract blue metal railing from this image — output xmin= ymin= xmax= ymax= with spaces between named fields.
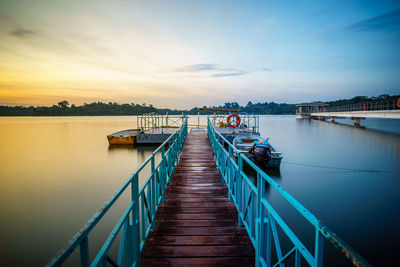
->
xmin=325 ymin=97 xmax=400 ymax=112
xmin=47 ymin=117 xmax=188 ymax=267
xmin=207 ymin=117 xmax=371 ymax=267
xmin=296 ymin=97 xmax=400 ymax=115
xmin=137 ymin=113 xmax=186 ymax=130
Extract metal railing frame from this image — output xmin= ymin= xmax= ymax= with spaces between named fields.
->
xmin=209 ymin=113 xmax=259 ymax=132
xmin=207 ymin=116 xmax=370 ymax=267
xmin=297 ymin=97 xmax=400 ymax=115
xmin=137 ymin=113 xmax=185 ymax=131
xmin=325 ymin=98 xmax=399 ymax=112
xmin=47 ymin=117 xmax=188 ymax=267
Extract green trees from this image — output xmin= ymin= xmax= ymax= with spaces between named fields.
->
xmin=213 ymin=102 xmax=296 ymax=114
xmin=57 ymin=100 xmax=69 ymax=108
xmin=0 ymin=101 xmax=158 ymax=116
xmin=1 ymin=94 xmax=397 ymax=116
xmin=326 ymin=94 xmax=400 ymax=107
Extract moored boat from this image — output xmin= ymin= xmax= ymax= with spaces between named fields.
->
xmin=107 ymin=129 xmax=141 ymax=145
xmin=232 ymin=134 xmax=282 ymax=168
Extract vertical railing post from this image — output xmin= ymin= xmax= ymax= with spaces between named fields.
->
xmin=238 ymin=153 xmax=243 ymax=227
xmin=131 ymin=174 xmax=140 ymax=266
xmin=174 ymin=133 xmax=178 ymax=165
xmin=228 ymin=146 xmax=233 ymax=202
xmin=140 ymin=195 xmax=145 ymax=244
xmin=167 ymin=148 xmax=172 ymax=179
xmin=125 ymin=220 xmax=134 ymax=267
xmin=151 ymin=155 xmax=156 ymax=230
xmin=161 ymin=146 xmax=166 ymax=204
xmin=314 ymin=229 xmax=324 ymax=267
xmin=79 ymin=236 xmax=90 ymax=267
xmin=265 ymin=212 xmax=272 ymax=267
xmin=295 ymin=249 xmax=301 ymax=267
xmin=255 ymin=172 xmax=265 ymax=267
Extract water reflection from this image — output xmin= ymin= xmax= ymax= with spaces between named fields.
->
xmin=0 ymin=115 xmax=399 ymax=266
xmin=0 ymin=116 xmax=154 ymax=266
xmin=108 ymin=144 xmax=135 ymax=151
xmin=264 ymin=167 xmax=281 ymax=179
xmin=260 ymin=115 xmax=400 ymax=266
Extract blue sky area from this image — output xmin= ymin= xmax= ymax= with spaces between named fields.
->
xmin=0 ymin=0 xmax=399 ymax=107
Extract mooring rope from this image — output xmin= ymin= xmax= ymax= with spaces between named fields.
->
xmin=281 ymin=161 xmax=395 ymax=173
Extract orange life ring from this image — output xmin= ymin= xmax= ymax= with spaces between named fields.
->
xmin=226 ymin=114 xmax=241 ymax=127
xmin=397 ymin=98 xmax=400 ymax=108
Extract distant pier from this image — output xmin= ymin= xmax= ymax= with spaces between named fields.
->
xmin=297 ymin=97 xmax=400 ymax=126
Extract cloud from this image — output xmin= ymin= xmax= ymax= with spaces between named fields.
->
xmin=174 ymin=64 xmax=218 ymax=72
xmin=346 ymin=9 xmax=400 ymax=31
xmin=211 ymin=71 xmax=247 ymax=77
xmin=262 ymin=68 xmax=271 ymax=71
xmin=172 ymin=63 xmax=248 ymax=78
xmin=9 ymin=27 xmax=36 ymax=38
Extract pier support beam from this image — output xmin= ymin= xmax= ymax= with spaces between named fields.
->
xmin=351 ymin=117 xmax=365 ymax=127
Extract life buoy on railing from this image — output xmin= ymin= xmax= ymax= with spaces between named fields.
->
xmin=397 ymin=98 xmax=400 ymax=108
xmin=226 ymin=114 xmax=241 ymax=127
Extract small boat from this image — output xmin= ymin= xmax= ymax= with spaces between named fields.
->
xmin=107 ymin=129 xmax=141 ymax=145
xmin=233 ymin=134 xmax=282 ymax=168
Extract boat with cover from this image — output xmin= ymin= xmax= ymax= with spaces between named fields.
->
xmin=205 ymin=111 xmax=283 ymax=168
xmin=233 ymin=134 xmax=282 ymax=168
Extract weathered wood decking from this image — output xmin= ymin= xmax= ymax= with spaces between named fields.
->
xmin=141 ymin=129 xmax=254 ymax=266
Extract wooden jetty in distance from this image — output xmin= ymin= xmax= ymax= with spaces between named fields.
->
xmin=141 ymin=128 xmax=254 ymax=266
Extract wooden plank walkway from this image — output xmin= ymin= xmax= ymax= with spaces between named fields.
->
xmin=141 ymin=129 xmax=255 ymax=266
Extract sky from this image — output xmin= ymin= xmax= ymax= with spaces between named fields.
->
xmin=0 ymin=0 xmax=399 ymax=108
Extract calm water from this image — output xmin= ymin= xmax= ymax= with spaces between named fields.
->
xmin=0 ymin=115 xmax=399 ymax=266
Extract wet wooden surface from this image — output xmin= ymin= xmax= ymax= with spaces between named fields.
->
xmin=141 ymin=129 xmax=254 ymax=266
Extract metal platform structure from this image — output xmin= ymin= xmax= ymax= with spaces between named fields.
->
xmin=297 ymin=97 xmax=400 ymax=126
xmin=211 ymin=113 xmax=260 ymax=143
xmin=137 ymin=113 xmax=185 ymax=131
xmin=136 ymin=113 xmax=186 ymax=144
xmin=47 ymin=115 xmax=371 ymax=267
xmin=108 ymin=114 xmax=186 ymax=146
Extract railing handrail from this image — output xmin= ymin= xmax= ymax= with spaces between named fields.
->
xmin=208 ymin=113 xmax=260 ymax=133
xmin=207 ymin=116 xmax=371 ymax=267
xmin=136 ymin=113 xmax=186 ymax=131
xmin=297 ymin=97 xmax=400 ymax=114
xmin=47 ymin=117 xmax=188 ymax=267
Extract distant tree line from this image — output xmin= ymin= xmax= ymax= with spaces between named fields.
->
xmin=0 ymin=100 xmax=296 ymax=116
xmin=0 ymin=94 xmax=398 ymax=116
xmin=189 ymin=101 xmax=296 ymax=115
xmin=326 ymin=94 xmax=400 ymax=107
xmin=0 ymin=101 xmax=161 ymax=116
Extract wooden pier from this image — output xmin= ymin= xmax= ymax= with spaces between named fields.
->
xmin=49 ymin=117 xmax=371 ymax=267
xmin=141 ymin=129 xmax=255 ymax=266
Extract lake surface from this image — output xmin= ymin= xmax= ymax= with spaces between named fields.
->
xmin=0 ymin=115 xmax=399 ymax=266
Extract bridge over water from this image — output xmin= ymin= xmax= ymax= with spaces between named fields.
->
xmin=297 ymin=97 xmax=400 ymax=126
xmin=47 ymin=115 xmax=370 ymax=267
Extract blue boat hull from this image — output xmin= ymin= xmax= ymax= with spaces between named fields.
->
xmin=266 ymin=156 xmax=282 ymax=168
